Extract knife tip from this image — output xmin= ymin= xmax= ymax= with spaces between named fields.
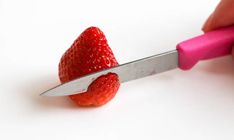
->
xmin=40 ymin=88 xmax=57 ymax=97
xmin=39 ymin=90 xmax=49 ymax=96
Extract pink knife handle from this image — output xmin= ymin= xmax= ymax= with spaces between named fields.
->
xmin=176 ymin=25 xmax=234 ymax=70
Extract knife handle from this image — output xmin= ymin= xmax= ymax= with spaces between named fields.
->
xmin=177 ymin=25 xmax=234 ymax=70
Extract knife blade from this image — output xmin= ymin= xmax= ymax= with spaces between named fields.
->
xmin=41 ymin=50 xmax=178 ymax=96
xmin=40 ymin=25 xmax=234 ymax=97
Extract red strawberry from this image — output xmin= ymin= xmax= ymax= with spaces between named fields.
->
xmin=59 ymin=27 xmax=120 ymax=106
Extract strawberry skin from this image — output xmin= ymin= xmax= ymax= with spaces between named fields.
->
xmin=59 ymin=27 xmax=120 ymax=106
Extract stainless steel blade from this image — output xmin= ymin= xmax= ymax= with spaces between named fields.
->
xmin=41 ymin=50 xmax=178 ymax=96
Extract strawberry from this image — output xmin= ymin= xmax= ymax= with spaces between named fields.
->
xmin=59 ymin=27 xmax=120 ymax=106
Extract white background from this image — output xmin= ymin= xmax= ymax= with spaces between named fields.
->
xmin=0 ymin=0 xmax=234 ymax=139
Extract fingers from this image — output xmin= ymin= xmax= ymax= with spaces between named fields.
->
xmin=203 ymin=0 xmax=234 ymax=32
xmin=203 ymin=0 xmax=234 ymax=59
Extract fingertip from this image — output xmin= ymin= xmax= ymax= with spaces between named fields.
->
xmin=202 ymin=14 xmax=214 ymax=33
xmin=202 ymin=26 xmax=211 ymax=33
xmin=202 ymin=25 xmax=209 ymax=33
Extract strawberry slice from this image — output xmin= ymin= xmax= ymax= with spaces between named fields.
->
xmin=59 ymin=27 xmax=120 ymax=106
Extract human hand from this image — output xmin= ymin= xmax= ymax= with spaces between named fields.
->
xmin=202 ymin=0 xmax=234 ymax=57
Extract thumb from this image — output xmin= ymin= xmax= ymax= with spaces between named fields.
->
xmin=203 ymin=0 xmax=234 ymax=59
xmin=202 ymin=0 xmax=234 ymax=32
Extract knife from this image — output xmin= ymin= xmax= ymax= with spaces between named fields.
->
xmin=41 ymin=25 xmax=234 ymax=97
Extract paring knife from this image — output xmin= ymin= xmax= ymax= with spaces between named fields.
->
xmin=41 ymin=26 xmax=234 ymax=97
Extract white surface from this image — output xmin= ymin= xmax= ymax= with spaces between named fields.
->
xmin=0 ymin=0 xmax=234 ymax=139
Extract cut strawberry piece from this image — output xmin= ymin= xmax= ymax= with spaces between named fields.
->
xmin=59 ymin=27 xmax=120 ymax=106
